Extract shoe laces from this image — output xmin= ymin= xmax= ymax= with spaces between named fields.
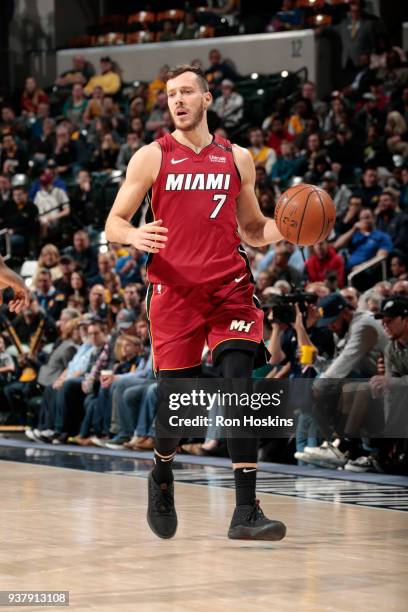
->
xmin=154 ymin=483 xmax=174 ymax=515
xmin=246 ymin=500 xmax=264 ymax=523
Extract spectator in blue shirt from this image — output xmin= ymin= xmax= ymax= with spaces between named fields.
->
xmin=333 ymin=207 xmax=392 ymax=271
xmin=270 ymin=141 xmax=305 ymax=189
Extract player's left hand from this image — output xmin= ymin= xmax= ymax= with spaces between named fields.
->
xmin=1 ymin=277 xmax=30 ymax=314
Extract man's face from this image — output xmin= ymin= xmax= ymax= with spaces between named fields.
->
xmin=209 ymin=51 xmax=221 ymax=65
xmin=382 ymin=316 xmax=406 ymax=340
xmin=377 ymin=194 xmax=394 ymax=212
xmin=90 ymin=286 xmax=104 ymax=307
xmin=12 ymin=189 xmax=27 ymax=206
xmin=329 ymin=310 xmax=349 ymax=337
xmin=73 ymin=56 xmax=85 ymax=70
xmin=249 ymin=129 xmax=263 ymax=147
xmin=73 ymin=84 xmax=83 ymax=98
xmin=341 ymin=289 xmax=358 ymax=309
xmin=363 ymin=169 xmax=378 ymax=187
xmin=98 ymin=256 xmax=110 ymax=274
xmin=167 ymin=72 xmax=210 ymax=132
xmin=37 ymin=103 xmax=49 ymax=118
xmin=124 ymin=286 xmax=139 ymax=307
xmin=100 ymin=60 xmax=111 ymax=74
xmin=359 ymin=209 xmax=374 ymax=232
xmin=87 ymin=324 xmax=104 ymax=346
xmin=3 ymin=135 xmax=14 ymax=149
xmin=0 ymin=176 xmax=11 ymax=191
xmin=302 ymin=83 xmax=314 ymax=100
xmin=391 ymin=257 xmax=404 ymax=277
xmin=308 ymin=134 xmax=320 ymax=152
xmin=2 ymin=107 xmax=14 ymax=122
xmin=74 ymin=232 xmax=88 ymax=251
xmin=37 ymin=273 xmax=51 ymax=293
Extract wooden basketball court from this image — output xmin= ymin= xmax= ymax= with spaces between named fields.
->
xmin=1 ymin=447 xmax=407 ymax=612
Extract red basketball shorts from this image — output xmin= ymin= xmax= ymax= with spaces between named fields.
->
xmin=146 ymin=274 xmax=264 ymax=372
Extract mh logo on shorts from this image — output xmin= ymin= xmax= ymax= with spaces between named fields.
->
xmin=230 ymin=319 xmax=255 ymax=333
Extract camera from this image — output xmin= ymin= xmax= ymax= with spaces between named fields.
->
xmin=263 ymin=292 xmax=318 ymax=325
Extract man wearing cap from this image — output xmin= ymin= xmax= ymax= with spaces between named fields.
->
xmin=28 ymin=159 xmax=67 ymax=201
xmin=371 ymin=297 xmax=408 ymax=398
xmin=320 ymin=170 xmax=352 ymax=217
xmin=212 ymin=79 xmax=243 ymax=132
xmin=84 ymin=57 xmax=121 ymax=96
xmin=298 ymin=292 xmax=388 ymax=467
xmin=33 ymin=170 xmax=70 ymax=239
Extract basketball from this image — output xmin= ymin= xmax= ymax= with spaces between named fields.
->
xmin=274 ymin=183 xmax=336 ymax=246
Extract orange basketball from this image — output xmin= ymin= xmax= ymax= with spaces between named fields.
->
xmin=274 ymin=183 xmax=336 ymax=246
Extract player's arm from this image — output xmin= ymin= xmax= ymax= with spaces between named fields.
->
xmin=105 ymin=144 xmax=168 ymax=253
xmin=0 ymin=255 xmax=30 ymax=313
xmin=234 ymin=145 xmax=284 ymax=247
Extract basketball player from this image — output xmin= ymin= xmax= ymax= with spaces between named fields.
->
xmin=105 ymin=65 xmax=287 ymax=541
xmin=0 ymin=255 xmax=30 ymax=313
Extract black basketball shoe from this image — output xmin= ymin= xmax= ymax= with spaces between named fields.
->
xmin=147 ymin=470 xmax=177 ymax=539
xmin=228 ymin=500 xmax=286 ymax=541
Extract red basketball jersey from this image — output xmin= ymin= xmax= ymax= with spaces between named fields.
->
xmin=147 ymin=133 xmax=247 ymax=286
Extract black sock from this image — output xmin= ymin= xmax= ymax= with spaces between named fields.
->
xmin=152 ymin=451 xmax=175 ymax=484
xmin=233 ymin=467 xmax=257 ymax=506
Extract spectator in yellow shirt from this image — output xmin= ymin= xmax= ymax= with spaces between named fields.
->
xmin=247 ymin=127 xmax=276 ymax=175
xmin=84 ymin=57 xmax=121 ymax=96
xmin=146 ymin=65 xmax=169 ymax=112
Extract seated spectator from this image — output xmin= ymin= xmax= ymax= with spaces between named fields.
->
xmin=205 ymin=49 xmax=239 ymax=95
xmin=68 ymin=270 xmax=88 ymax=303
xmin=69 ymin=170 xmax=94 ymax=229
xmin=264 ymin=115 xmax=294 ymax=156
xmin=84 ymin=56 xmax=121 ymax=96
xmin=270 ymin=141 xmax=305 ymax=189
xmin=0 ymin=335 xmax=15 ymax=387
xmin=385 ymin=111 xmax=408 ymax=157
xmin=333 ymin=207 xmax=392 ymax=272
xmin=92 ymin=133 xmax=120 ymax=171
xmin=354 ymin=166 xmax=383 ymax=208
xmin=64 ymin=230 xmax=98 ymax=278
xmin=1 ymin=132 xmax=28 ymax=176
xmin=287 ymin=99 xmax=314 ymax=137
xmin=356 ymin=92 xmax=386 ymax=135
xmin=176 ymin=12 xmax=199 ymax=40
xmin=88 ymin=253 xmax=114 ymax=287
xmin=54 ymin=255 xmax=75 ymax=299
xmin=146 ymin=66 xmax=169 ymax=113
xmin=55 ymin=55 xmax=95 ymax=89
xmin=247 ymin=127 xmax=276 ymax=175
xmin=101 ymin=96 xmax=127 ymax=137
xmin=129 ymin=97 xmax=148 ymax=125
xmin=157 ymin=20 xmax=176 ymax=42
xmin=115 ymin=246 xmax=147 ymax=286
xmin=212 ymin=79 xmax=243 ymax=133
xmin=320 ymin=171 xmax=353 ymax=220
xmin=335 ymin=194 xmax=364 ymax=236
xmin=32 ymin=269 xmax=66 ymax=321
xmin=0 ymin=105 xmax=19 ymax=136
xmin=305 ymin=240 xmax=345 ymax=288
xmin=0 ymin=174 xmax=12 ymax=208
xmin=267 ymin=242 xmax=303 ymax=287
xmin=269 ymin=0 xmax=303 ymax=32
xmin=389 ymin=253 xmax=408 ymax=283
xmin=29 ymin=118 xmax=56 ymax=168
xmin=32 ymin=244 xmax=63 ymax=285
xmin=62 ymin=83 xmax=88 ymax=127
xmin=52 ymin=124 xmax=77 ymax=179
xmin=374 ymin=190 xmax=408 ymax=248
xmin=29 ymin=159 xmax=67 ymax=201
xmin=328 ymin=124 xmax=363 ymax=184
xmin=20 ymin=77 xmax=49 ymax=115
xmin=83 ymin=86 xmax=104 ymax=124
xmin=34 ymin=170 xmax=70 ymax=239
xmin=145 ymin=91 xmax=170 ymax=140
xmin=87 ymin=284 xmax=109 ymax=320
xmin=4 ymin=185 xmax=39 ymax=257
xmin=358 ymin=288 xmax=382 ymax=313
xmin=30 ymin=102 xmax=51 ymax=140
xmin=116 ymin=131 xmax=144 ymax=171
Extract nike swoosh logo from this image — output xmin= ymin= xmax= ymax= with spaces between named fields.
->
xmin=234 ymin=275 xmax=246 ymax=283
xmin=242 ymin=468 xmax=257 ymax=473
xmin=171 ymin=157 xmax=188 ymax=165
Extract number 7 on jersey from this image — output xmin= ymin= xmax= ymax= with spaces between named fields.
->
xmin=210 ymin=194 xmax=227 ymax=219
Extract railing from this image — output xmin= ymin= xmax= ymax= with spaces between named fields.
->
xmin=347 ymin=253 xmax=388 ymax=287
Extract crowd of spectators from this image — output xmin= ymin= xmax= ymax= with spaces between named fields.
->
xmin=0 ymin=0 xmax=407 ymax=474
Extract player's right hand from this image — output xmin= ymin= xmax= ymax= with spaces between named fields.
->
xmin=128 ymin=220 xmax=168 ymax=253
